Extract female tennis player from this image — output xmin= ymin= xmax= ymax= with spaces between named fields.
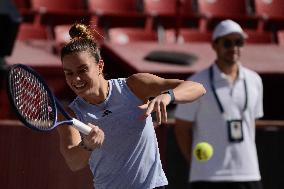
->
xmin=57 ymin=23 xmax=206 ymax=189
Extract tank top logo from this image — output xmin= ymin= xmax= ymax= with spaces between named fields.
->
xmin=102 ymin=109 xmax=112 ymax=117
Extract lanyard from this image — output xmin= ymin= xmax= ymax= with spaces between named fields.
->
xmin=209 ymin=65 xmax=248 ymax=114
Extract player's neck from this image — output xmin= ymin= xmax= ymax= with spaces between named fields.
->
xmin=215 ymin=60 xmax=239 ymax=82
xmin=84 ymin=79 xmax=109 ymax=105
xmin=96 ymin=79 xmax=109 ymax=104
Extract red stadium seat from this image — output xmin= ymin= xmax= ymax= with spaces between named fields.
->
xmin=30 ymin=0 xmax=90 ymax=26
xmin=17 ymin=23 xmax=49 ymax=40
xmin=143 ymin=0 xmax=178 ymax=30
xmin=165 ymin=29 xmax=273 ymax=44
xmin=87 ymin=0 xmax=145 ymax=29
xmin=108 ymin=27 xmax=158 ymax=44
xmin=144 ymin=0 xmax=176 ymax=15
xmin=165 ymin=29 xmax=211 ymax=43
xmin=254 ymin=0 xmax=284 ymax=31
xmin=179 ymin=0 xmax=201 ymax=28
xmin=244 ymin=30 xmax=274 ymax=44
xmin=12 ymin=0 xmax=35 ymax=22
xmin=179 ymin=29 xmax=212 ymax=42
xmin=143 ymin=0 xmax=201 ymax=42
xmin=12 ymin=0 xmax=30 ymax=9
xmin=277 ymin=30 xmax=284 ymax=45
xmin=197 ymin=0 xmax=257 ymax=30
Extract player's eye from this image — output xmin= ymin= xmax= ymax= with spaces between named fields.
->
xmin=78 ymin=67 xmax=89 ymax=74
xmin=64 ymin=71 xmax=73 ymax=76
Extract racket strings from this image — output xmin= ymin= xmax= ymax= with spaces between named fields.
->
xmin=10 ymin=68 xmax=55 ymax=130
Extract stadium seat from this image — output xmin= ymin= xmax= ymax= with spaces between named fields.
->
xmin=108 ymin=27 xmax=158 ymax=44
xmin=245 ymin=30 xmax=274 ymax=44
xmin=179 ymin=0 xmax=200 ymax=28
xmin=87 ymin=0 xmax=145 ymax=29
xmin=277 ymin=30 xmax=284 ymax=45
xmin=254 ymin=0 xmax=284 ymax=31
xmin=17 ymin=23 xmax=49 ymax=40
xmin=143 ymin=0 xmax=178 ymax=30
xmin=165 ymin=29 xmax=211 ymax=43
xmin=30 ymin=0 xmax=90 ymax=26
xmin=197 ymin=0 xmax=257 ymax=31
xmin=165 ymin=29 xmax=273 ymax=44
xmin=12 ymin=0 xmax=35 ymax=22
xmin=144 ymin=0 xmax=176 ymax=15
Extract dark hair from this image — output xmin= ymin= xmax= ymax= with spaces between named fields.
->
xmin=60 ymin=23 xmax=101 ymax=63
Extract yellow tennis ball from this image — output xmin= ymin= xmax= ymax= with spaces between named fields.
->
xmin=194 ymin=142 xmax=213 ymax=161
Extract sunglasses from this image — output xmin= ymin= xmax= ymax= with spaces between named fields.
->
xmin=222 ymin=38 xmax=244 ymax=49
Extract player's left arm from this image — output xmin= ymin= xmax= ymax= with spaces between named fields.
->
xmin=127 ymin=73 xmax=206 ymax=103
xmin=126 ymin=73 xmax=206 ymax=124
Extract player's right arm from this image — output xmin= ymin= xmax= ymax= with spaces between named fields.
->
xmin=174 ymin=119 xmax=193 ymax=165
xmin=57 ymin=109 xmax=104 ymax=171
xmin=57 ymin=124 xmax=91 ymax=171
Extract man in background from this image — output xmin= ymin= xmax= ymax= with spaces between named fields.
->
xmin=174 ymin=19 xmax=263 ymax=189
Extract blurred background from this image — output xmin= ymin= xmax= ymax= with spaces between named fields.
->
xmin=0 ymin=0 xmax=284 ymax=188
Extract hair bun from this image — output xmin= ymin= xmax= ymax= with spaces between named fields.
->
xmin=69 ymin=23 xmax=92 ymax=40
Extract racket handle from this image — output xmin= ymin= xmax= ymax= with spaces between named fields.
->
xmin=72 ymin=118 xmax=92 ymax=135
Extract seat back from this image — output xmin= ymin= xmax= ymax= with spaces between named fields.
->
xmin=31 ymin=0 xmax=86 ymax=11
xmin=12 ymin=0 xmax=31 ymax=10
xmin=165 ymin=29 xmax=211 ymax=43
xmin=277 ymin=30 xmax=284 ymax=45
xmin=180 ymin=0 xmax=196 ymax=15
xmin=197 ymin=0 xmax=255 ymax=30
xmin=88 ymin=0 xmax=138 ymax=13
xmin=198 ymin=0 xmax=249 ymax=17
xmin=108 ymin=28 xmax=157 ymax=44
xmin=17 ymin=23 xmax=48 ymax=40
xmin=254 ymin=0 xmax=284 ymax=19
xmin=245 ymin=30 xmax=274 ymax=43
xmin=143 ymin=0 xmax=176 ymax=15
xmin=88 ymin=0 xmax=145 ymax=28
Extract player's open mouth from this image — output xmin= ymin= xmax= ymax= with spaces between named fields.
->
xmin=73 ymin=83 xmax=87 ymax=90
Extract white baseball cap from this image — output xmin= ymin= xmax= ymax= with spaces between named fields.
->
xmin=212 ymin=19 xmax=247 ymax=41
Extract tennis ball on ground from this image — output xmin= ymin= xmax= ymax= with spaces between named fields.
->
xmin=194 ymin=142 xmax=213 ymax=161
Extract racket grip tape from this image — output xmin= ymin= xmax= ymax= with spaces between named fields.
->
xmin=71 ymin=118 xmax=92 ymax=135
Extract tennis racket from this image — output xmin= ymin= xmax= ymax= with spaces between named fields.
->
xmin=7 ymin=64 xmax=92 ymax=135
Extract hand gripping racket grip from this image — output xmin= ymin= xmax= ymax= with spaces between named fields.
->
xmin=71 ymin=118 xmax=92 ymax=135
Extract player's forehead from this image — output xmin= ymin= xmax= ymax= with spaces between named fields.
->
xmin=62 ymin=52 xmax=94 ymax=70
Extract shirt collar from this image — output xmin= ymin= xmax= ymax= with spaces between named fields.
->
xmin=211 ymin=63 xmax=245 ymax=82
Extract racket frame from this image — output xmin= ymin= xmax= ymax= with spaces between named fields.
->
xmin=7 ymin=64 xmax=91 ymax=135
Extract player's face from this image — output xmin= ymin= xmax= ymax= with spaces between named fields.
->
xmin=62 ymin=51 xmax=104 ymax=98
xmin=213 ymin=33 xmax=244 ymax=65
